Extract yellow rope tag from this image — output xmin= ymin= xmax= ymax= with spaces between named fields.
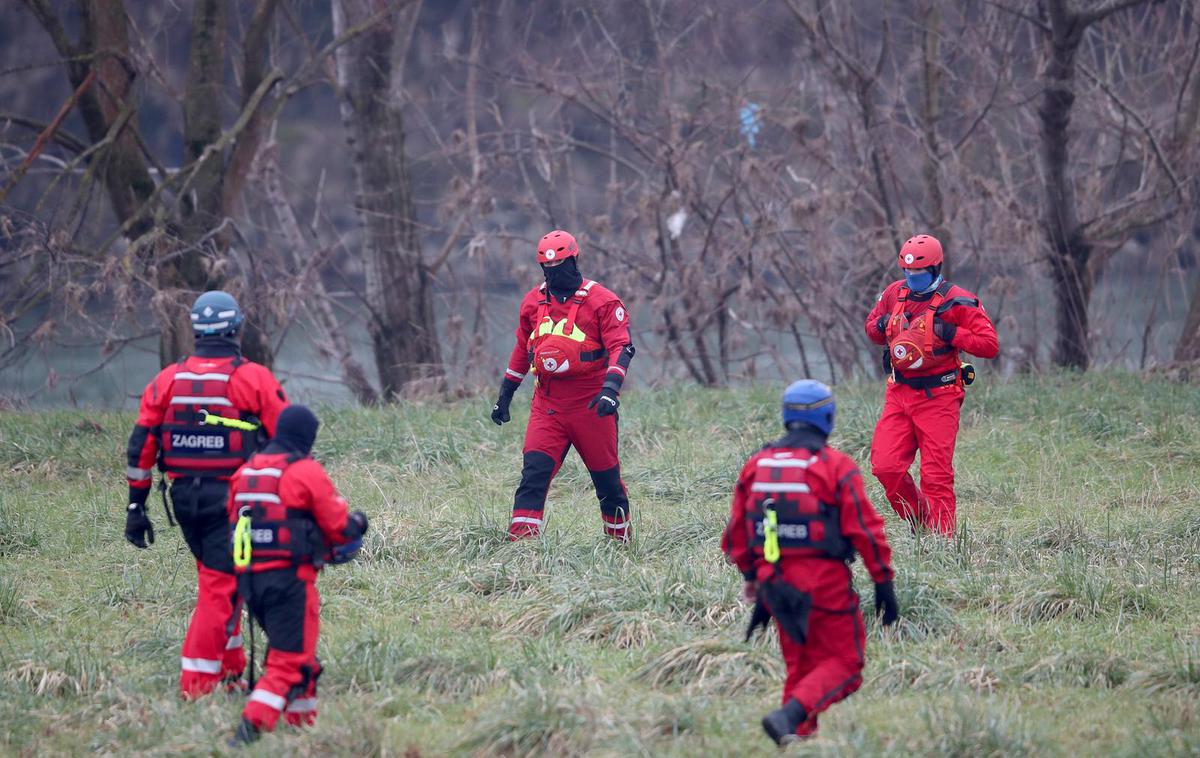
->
xmin=763 ymin=506 xmax=781 ymax=564
xmin=233 ymin=513 xmax=252 ymax=568
xmin=200 ymin=409 xmax=259 ymax=432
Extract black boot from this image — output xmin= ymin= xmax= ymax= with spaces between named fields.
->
xmin=761 ymin=698 xmax=807 ymax=746
xmin=228 ymin=718 xmax=261 ymax=747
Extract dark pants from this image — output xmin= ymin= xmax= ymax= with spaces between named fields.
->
xmin=239 ymin=568 xmax=322 ymax=731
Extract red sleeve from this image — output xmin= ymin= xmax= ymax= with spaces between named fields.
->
xmin=720 ymin=456 xmax=758 ymax=579
xmin=504 ymin=294 xmax=536 ymax=384
xmin=230 ymin=363 xmax=289 ymax=436
xmin=295 ymin=460 xmax=351 ymax=545
xmin=126 ymin=367 xmax=173 ymax=501
xmin=942 ymin=291 xmax=999 ymax=359
xmin=865 ymin=282 xmax=899 ymax=346
xmin=596 ymin=298 xmax=632 ymax=385
xmin=834 ymin=458 xmax=894 ymax=584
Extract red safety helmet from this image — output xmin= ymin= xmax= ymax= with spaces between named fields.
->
xmin=537 ymin=230 xmax=580 ymax=264
xmin=897 ymin=234 xmax=943 ymax=270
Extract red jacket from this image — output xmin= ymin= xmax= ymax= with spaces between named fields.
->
xmin=126 ymin=343 xmax=288 ymax=504
xmin=226 ymin=450 xmax=353 ymax=576
xmin=865 ymin=280 xmax=999 ymax=377
xmin=504 ymin=280 xmax=632 ymax=407
xmin=722 ymin=434 xmax=894 ymax=610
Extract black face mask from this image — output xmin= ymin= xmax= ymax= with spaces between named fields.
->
xmin=542 ymin=258 xmax=583 ymax=299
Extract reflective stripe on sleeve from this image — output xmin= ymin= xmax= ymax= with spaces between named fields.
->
xmin=249 ymin=688 xmax=287 ymax=711
xmin=505 ymin=369 xmax=525 ymax=380
xmin=126 ymin=466 xmax=152 ymax=480
xmin=225 ymin=634 xmax=244 ymax=650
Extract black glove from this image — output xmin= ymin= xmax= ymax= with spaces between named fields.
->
xmin=588 ymin=386 xmax=620 ymax=417
xmin=124 ymin=503 xmax=155 ymax=549
xmin=874 ymin=581 xmax=899 ymax=626
xmin=491 ymin=378 xmax=520 ymax=425
xmin=346 ymin=510 xmax=369 ymax=539
xmin=933 ymin=318 xmax=957 ymax=344
xmin=875 ymin=315 xmax=887 ymax=334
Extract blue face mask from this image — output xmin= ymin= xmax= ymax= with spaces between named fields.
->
xmin=904 ymin=269 xmax=938 ymax=293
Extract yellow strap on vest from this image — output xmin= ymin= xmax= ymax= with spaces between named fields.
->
xmin=200 ymin=409 xmax=259 ymax=432
xmin=232 ymin=512 xmax=252 ymax=568
xmin=763 ymin=505 xmax=781 ymax=564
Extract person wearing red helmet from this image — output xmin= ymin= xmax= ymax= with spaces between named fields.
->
xmin=864 ymin=235 xmax=999 ymax=536
xmin=490 ymin=230 xmax=636 ymax=541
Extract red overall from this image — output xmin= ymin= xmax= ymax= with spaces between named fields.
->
xmin=722 ymin=433 xmax=894 ymax=738
xmin=126 ymin=343 xmax=288 ymax=697
xmin=503 ymin=280 xmax=633 ymax=540
xmin=865 ymin=280 xmax=998 ymax=535
xmin=227 ymin=451 xmax=355 ymax=732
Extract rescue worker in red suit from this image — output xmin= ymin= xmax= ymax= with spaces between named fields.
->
xmin=123 ymin=291 xmax=289 ymax=698
xmin=865 ymin=235 xmax=999 ymax=536
xmin=490 ymin=230 xmax=636 ymax=541
xmin=226 ymin=404 xmax=369 ymax=745
xmin=722 ymin=380 xmax=899 ymax=745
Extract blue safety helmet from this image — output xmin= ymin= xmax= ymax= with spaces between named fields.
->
xmin=190 ymin=290 xmax=243 ymax=337
xmin=782 ymin=379 xmax=836 ymax=436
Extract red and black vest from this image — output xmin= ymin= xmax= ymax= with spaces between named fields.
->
xmin=528 ymin=281 xmax=608 ymax=379
xmin=230 ymin=453 xmax=324 ymax=573
xmin=884 ymin=281 xmax=960 ymax=378
xmin=159 ymin=356 xmax=256 ymax=477
xmin=744 ymin=449 xmax=852 ymax=562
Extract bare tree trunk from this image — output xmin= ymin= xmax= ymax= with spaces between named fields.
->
xmin=258 ymin=141 xmax=380 ymax=404
xmin=919 ymin=0 xmax=949 ymax=272
xmin=332 ymin=0 xmax=441 ymax=400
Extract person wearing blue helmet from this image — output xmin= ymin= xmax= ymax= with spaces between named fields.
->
xmin=123 ymin=290 xmax=290 ymax=698
xmin=722 ymin=380 xmax=899 ymax=745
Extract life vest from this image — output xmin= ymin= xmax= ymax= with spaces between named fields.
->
xmin=744 ymin=450 xmax=852 ymax=562
xmin=159 ymin=356 xmax=257 ymax=477
xmin=230 ymin=453 xmax=325 ymax=573
xmin=528 ymin=281 xmax=608 ymax=378
xmin=884 ymin=281 xmax=957 ymax=376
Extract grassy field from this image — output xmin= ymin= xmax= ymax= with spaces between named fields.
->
xmin=1 ymin=374 xmax=1198 ymax=757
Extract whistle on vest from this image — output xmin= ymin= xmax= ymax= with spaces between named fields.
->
xmin=232 ymin=508 xmax=253 ymax=569
xmin=200 ymin=409 xmax=259 ymax=432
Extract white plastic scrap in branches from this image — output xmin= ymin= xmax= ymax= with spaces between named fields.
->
xmin=667 ymin=208 xmax=687 ymax=240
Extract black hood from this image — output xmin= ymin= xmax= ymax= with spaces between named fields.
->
xmin=267 ymin=405 xmax=319 ymax=456
xmin=769 ymin=424 xmax=828 ymax=452
xmin=193 ymin=335 xmax=241 ymax=358
xmin=541 ymin=258 xmax=584 ymax=300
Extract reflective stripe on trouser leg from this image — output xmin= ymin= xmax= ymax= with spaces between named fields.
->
xmin=510 ymin=446 xmax=567 ymax=539
xmin=242 ymin=578 xmax=321 ymax=732
xmin=589 ymin=465 xmax=631 ymax=541
xmin=180 ymin=561 xmax=242 ymax=699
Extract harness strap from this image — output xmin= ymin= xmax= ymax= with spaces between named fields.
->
xmin=892 ymin=367 xmax=960 ymax=390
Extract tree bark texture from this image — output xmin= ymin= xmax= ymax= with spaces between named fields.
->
xmin=332 ymin=0 xmax=442 ymax=400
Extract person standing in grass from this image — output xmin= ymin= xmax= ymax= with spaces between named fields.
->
xmin=722 ymin=380 xmax=899 ymax=745
xmin=864 ymin=234 xmax=999 ymax=536
xmin=489 ymin=229 xmax=637 ymax=541
xmin=122 ymin=291 xmax=290 ymax=698
xmin=226 ymin=404 xmax=368 ymax=744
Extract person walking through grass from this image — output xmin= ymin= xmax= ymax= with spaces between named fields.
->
xmin=722 ymin=380 xmax=899 ymax=745
xmin=490 ymin=229 xmax=637 ymax=541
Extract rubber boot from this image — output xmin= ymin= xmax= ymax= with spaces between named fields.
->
xmin=228 ymin=718 xmax=260 ymax=747
xmin=761 ymin=698 xmax=807 ymax=746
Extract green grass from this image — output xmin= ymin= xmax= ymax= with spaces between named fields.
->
xmin=1 ymin=373 xmax=1198 ymax=756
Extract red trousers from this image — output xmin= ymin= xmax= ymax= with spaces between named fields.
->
xmin=777 ymin=604 xmax=866 ymax=738
xmin=510 ymin=397 xmax=630 ymax=540
xmin=179 ymin=562 xmax=245 ymax=698
xmin=870 ymin=382 xmax=963 ymax=536
xmin=240 ymin=568 xmax=322 ymax=731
